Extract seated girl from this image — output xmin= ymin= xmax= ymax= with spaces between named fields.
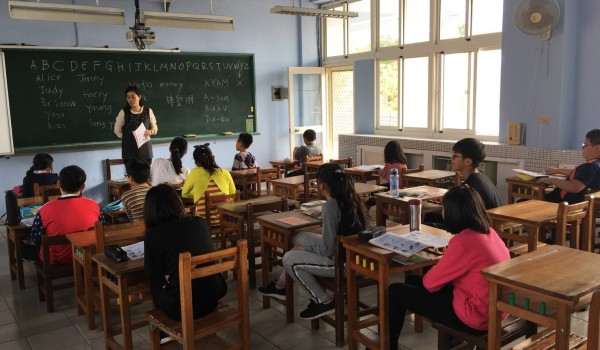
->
xmin=388 ymin=187 xmax=510 ymax=350
xmin=379 ymin=140 xmax=408 ymax=183
xmin=181 ymin=143 xmax=236 ymax=221
xmin=19 ymin=153 xmax=59 ymax=198
xmin=144 ymin=184 xmax=227 ymax=320
xmin=150 ymin=136 xmax=190 ymax=186
xmin=259 ymin=163 xmax=370 ymax=319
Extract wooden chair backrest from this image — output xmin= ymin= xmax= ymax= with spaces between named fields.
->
xmin=178 ymin=239 xmax=249 ymax=349
xmin=42 ymin=187 xmax=62 ymax=203
xmin=556 ymin=195 xmax=594 ymax=250
xmin=105 ymin=158 xmax=125 ymax=181
xmin=40 ymin=232 xmax=83 ymax=266
xmin=329 ymin=157 xmax=353 ymax=169
xmin=247 ymin=197 xmax=289 ymax=239
xmin=303 ymin=167 xmax=320 ymax=203
xmin=305 ymin=155 xmax=323 ymax=163
xmin=94 ymin=220 xmax=146 ymax=254
xmin=200 ymin=192 xmax=240 ymax=228
xmin=33 ymin=182 xmax=59 ymax=197
xmin=400 ymin=164 xmax=425 ymax=188
xmin=259 ymin=167 xmax=280 ymax=195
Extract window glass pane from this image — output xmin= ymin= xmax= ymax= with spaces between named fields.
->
xmin=349 ymin=1 xmax=371 ymax=54
xmin=404 ymin=0 xmax=430 ymax=44
xmin=440 ymin=0 xmax=466 ymax=40
xmin=402 ymin=57 xmax=429 ymax=128
xmin=326 ymin=13 xmax=344 ymax=57
xmin=475 ymin=50 xmax=501 ymax=136
xmin=379 ymin=0 xmax=399 ymax=47
xmin=472 ymin=0 xmax=502 ymax=35
xmin=331 ymin=70 xmax=354 ymax=158
xmin=379 ymin=59 xmax=399 ymax=127
xmin=442 ymin=53 xmax=469 ymax=130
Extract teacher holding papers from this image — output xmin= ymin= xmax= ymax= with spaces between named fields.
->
xmin=113 ymin=85 xmax=158 ymax=164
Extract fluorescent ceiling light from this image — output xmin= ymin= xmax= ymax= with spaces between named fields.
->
xmin=8 ymin=1 xmax=125 ymax=24
xmin=143 ymin=11 xmax=234 ymax=31
xmin=270 ymin=5 xmax=358 ymax=18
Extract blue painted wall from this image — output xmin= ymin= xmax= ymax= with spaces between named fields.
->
xmin=0 ymin=0 xmax=319 ymax=214
xmin=354 ymin=59 xmax=375 ymax=134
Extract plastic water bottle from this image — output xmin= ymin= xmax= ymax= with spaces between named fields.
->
xmin=389 ymin=168 xmax=399 ymax=197
xmin=409 ymin=199 xmax=422 ymax=231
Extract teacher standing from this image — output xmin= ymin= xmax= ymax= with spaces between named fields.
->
xmin=114 ymin=86 xmax=158 ymax=164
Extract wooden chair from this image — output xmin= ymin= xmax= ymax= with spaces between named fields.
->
xmin=306 ymin=154 xmax=323 ymax=164
xmin=105 ymin=158 xmax=128 ymax=201
xmin=198 ymin=192 xmax=240 ymax=249
xmin=105 ymin=158 xmax=126 ymax=182
xmin=257 ymin=167 xmax=280 ymax=197
xmin=511 ymin=289 xmax=600 ymax=350
xmin=227 ymin=197 xmax=289 ymax=289
xmin=311 ymin=235 xmax=377 ymax=346
xmin=329 ymin=157 xmax=353 ymax=169
xmin=33 ymin=182 xmax=59 ymax=197
xmin=301 ymin=163 xmax=321 ymax=204
xmin=147 ymin=239 xmax=250 ymax=350
xmin=42 ymin=187 xmax=62 ymax=203
xmin=433 ymin=314 xmax=536 ymax=350
xmin=35 ymin=231 xmax=85 ymax=312
xmin=400 ymin=164 xmax=425 ymax=188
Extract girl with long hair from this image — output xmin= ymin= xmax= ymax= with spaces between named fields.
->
xmin=380 ymin=140 xmax=408 ymax=182
xmin=259 ymin=163 xmax=370 ymax=319
xmin=150 ymin=136 xmax=190 ymax=186
xmin=20 ymin=153 xmax=59 ymax=198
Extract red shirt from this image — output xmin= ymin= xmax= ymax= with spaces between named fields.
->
xmin=38 ymin=196 xmax=99 ymax=264
xmin=423 ymin=228 xmax=510 ymax=330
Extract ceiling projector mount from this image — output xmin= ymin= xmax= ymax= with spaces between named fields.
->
xmin=127 ymin=0 xmax=155 ymax=50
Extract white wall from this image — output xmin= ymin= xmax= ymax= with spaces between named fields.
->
xmin=0 ymin=0 xmax=319 ymax=215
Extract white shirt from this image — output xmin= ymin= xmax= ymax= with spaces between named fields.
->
xmin=150 ymin=158 xmax=190 ymax=186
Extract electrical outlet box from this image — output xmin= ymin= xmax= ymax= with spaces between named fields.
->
xmin=537 ymin=115 xmax=550 ymax=125
xmin=507 ymin=122 xmax=523 ymax=145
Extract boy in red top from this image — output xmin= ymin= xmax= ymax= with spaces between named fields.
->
xmin=28 ymin=165 xmax=100 ymax=264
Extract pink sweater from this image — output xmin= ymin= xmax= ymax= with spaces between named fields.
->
xmin=423 ymin=228 xmax=510 ymax=330
xmin=379 ymin=162 xmax=408 ymax=182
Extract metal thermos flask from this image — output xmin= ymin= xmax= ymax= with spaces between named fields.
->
xmin=409 ymin=198 xmax=422 ymax=231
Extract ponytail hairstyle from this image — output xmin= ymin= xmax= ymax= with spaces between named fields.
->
xmin=26 ymin=153 xmax=54 ymax=179
xmin=169 ymin=137 xmax=188 ymax=175
xmin=384 ymin=140 xmax=407 ymax=164
xmin=316 ymin=163 xmax=369 ymax=230
xmin=193 ymin=143 xmax=220 ymax=175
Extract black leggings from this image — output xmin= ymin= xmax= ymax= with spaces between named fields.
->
xmin=389 ymin=275 xmax=485 ymax=350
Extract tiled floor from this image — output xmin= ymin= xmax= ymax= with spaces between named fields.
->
xmin=0 ymin=224 xmax=591 ymax=349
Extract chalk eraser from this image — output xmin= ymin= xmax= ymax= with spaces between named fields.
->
xmin=183 ymin=134 xmax=197 ymax=138
xmin=222 ymin=131 xmax=233 ymax=135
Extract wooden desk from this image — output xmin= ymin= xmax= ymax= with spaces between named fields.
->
xmin=343 ymin=224 xmax=452 ymax=350
xmin=230 ymin=167 xmax=277 ymax=200
xmin=505 ymin=176 xmax=552 ymax=204
xmin=375 ymin=186 xmax=447 ymax=226
xmin=269 ymin=160 xmax=300 ymax=177
xmin=94 ymin=254 xmax=149 ymax=350
xmin=6 ymin=223 xmax=30 ymax=289
xmin=346 ymin=165 xmax=382 ymax=184
xmin=259 ymin=210 xmax=321 ymax=322
xmin=355 ymin=183 xmax=386 ymax=196
xmin=269 ymin=175 xmax=305 ymax=199
xmin=107 ymin=180 xmax=131 ymax=202
xmin=401 ymin=169 xmax=459 ymax=188
xmin=482 ymin=245 xmax=600 ymax=350
xmin=66 ymin=230 xmax=97 ymax=330
xmin=487 ymin=200 xmax=559 ymax=252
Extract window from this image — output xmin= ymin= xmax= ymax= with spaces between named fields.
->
xmin=322 ymin=0 xmax=503 ymax=140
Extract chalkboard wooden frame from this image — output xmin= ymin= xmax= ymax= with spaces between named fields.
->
xmin=1 ymin=48 xmax=256 ymax=153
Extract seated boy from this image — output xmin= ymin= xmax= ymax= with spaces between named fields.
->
xmin=539 ymin=129 xmax=600 ymax=204
xmin=122 ymin=159 xmax=152 ymax=221
xmin=25 ymin=165 xmax=100 ymax=263
xmin=232 ymin=132 xmax=257 ymax=170
xmin=287 ymin=129 xmax=322 ymax=177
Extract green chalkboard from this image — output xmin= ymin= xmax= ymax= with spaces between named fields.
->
xmin=2 ymin=48 xmax=256 ymax=151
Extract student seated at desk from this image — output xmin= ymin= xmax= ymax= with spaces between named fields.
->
xmin=232 ymin=132 xmax=256 ymax=170
xmin=539 ymin=128 xmax=600 ymax=204
xmin=121 ymin=159 xmax=152 ymax=222
xmin=287 ymin=129 xmax=322 ymax=177
xmin=144 ymin=184 xmax=227 ymax=321
xmin=182 ymin=143 xmax=236 ymax=219
xmin=17 ymin=153 xmax=59 ymax=198
xmin=150 ymin=136 xmax=189 ymax=186
xmin=388 ymin=187 xmax=510 ymax=350
xmin=379 ymin=140 xmax=408 ymax=183
xmin=259 ymin=164 xmax=370 ymax=319
xmin=24 ymin=165 xmax=100 ymax=263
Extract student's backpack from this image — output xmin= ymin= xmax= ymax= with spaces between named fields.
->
xmin=4 ymin=190 xmax=20 ymax=225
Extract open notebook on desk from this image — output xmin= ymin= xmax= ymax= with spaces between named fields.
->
xmin=369 ymin=230 xmax=449 ymax=258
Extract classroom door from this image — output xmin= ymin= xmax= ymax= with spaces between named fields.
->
xmin=288 ymin=67 xmax=327 ymax=159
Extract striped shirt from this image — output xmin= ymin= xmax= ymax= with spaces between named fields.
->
xmin=121 ymin=183 xmax=151 ymax=221
xmin=195 ymin=179 xmax=230 ymax=225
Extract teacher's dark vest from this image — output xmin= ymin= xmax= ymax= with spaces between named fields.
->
xmin=121 ymin=107 xmax=153 ymax=160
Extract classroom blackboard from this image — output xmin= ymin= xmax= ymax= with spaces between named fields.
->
xmin=2 ymin=48 xmax=256 ymax=151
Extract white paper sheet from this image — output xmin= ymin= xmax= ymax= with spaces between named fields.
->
xmin=133 ymin=123 xmax=151 ymax=149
